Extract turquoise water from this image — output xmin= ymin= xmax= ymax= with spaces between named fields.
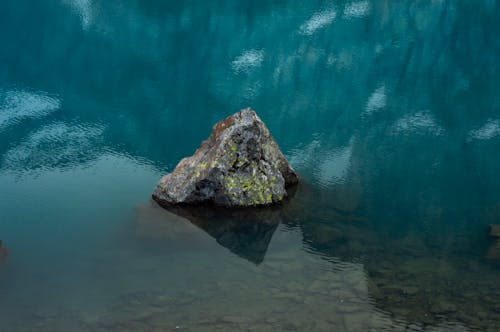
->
xmin=1 ymin=0 xmax=500 ymax=330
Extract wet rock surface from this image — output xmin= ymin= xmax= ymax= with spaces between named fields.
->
xmin=153 ymin=108 xmax=298 ymax=208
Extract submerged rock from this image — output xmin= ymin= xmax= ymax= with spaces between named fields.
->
xmin=487 ymin=240 xmax=500 ymax=260
xmin=153 ymin=108 xmax=298 ymax=207
xmin=489 ymin=224 xmax=500 ymax=238
xmin=487 ymin=225 xmax=500 ymax=260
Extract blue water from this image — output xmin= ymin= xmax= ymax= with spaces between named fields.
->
xmin=1 ymin=1 xmax=500 ymax=331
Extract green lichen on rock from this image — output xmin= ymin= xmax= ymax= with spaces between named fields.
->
xmin=152 ymin=108 xmax=298 ymax=208
xmin=221 ymin=169 xmax=280 ymax=206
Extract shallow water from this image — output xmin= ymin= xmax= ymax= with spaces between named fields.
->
xmin=1 ymin=0 xmax=500 ymax=331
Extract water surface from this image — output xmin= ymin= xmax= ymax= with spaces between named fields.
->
xmin=1 ymin=0 xmax=500 ymax=331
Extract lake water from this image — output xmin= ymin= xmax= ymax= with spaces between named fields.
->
xmin=1 ymin=0 xmax=500 ymax=331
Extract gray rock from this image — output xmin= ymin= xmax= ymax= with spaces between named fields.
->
xmin=153 ymin=108 xmax=298 ymax=207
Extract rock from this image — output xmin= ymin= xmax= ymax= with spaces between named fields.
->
xmin=429 ymin=297 xmax=457 ymax=314
xmin=487 ymin=225 xmax=500 ymax=260
xmin=153 ymin=108 xmax=298 ymax=208
xmin=221 ymin=315 xmax=253 ymax=324
xmin=487 ymin=239 xmax=500 ymax=260
xmin=489 ymin=224 xmax=500 ymax=238
xmin=342 ymin=311 xmax=370 ymax=331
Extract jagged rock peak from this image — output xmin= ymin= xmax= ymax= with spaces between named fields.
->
xmin=152 ymin=108 xmax=298 ymax=208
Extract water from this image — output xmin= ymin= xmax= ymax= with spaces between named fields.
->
xmin=1 ymin=0 xmax=500 ymax=331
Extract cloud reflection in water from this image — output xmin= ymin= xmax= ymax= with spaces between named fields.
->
xmin=467 ymin=119 xmax=500 ymax=141
xmin=62 ymin=0 xmax=93 ymax=29
xmin=300 ymin=9 xmax=337 ymax=36
xmin=343 ymin=1 xmax=371 ymax=19
xmin=392 ymin=111 xmax=445 ymax=136
xmin=0 ymin=90 xmax=60 ymax=132
xmin=2 ymin=122 xmax=104 ymax=173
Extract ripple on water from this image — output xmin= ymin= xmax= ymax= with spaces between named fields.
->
xmin=231 ymin=49 xmax=265 ymax=74
xmin=364 ymin=85 xmax=386 ymax=115
xmin=391 ymin=111 xmax=445 ymax=136
xmin=299 ymin=8 xmax=337 ymax=36
xmin=343 ymin=1 xmax=371 ymax=19
xmin=467 ymin=119 xmax=500 ymax=141
xmin=316 ymin=142 xmax=353 ymax=188
xmin=0 ymin=90 xmax=60 ymax=132
xmin=1 ymin=121 xmax=105 ymax=173
xmin=287 ymin=137 xmax=355 ymax=190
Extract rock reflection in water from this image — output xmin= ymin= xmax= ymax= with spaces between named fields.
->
xmin=135 ymin=201 xmax=281 ymax=264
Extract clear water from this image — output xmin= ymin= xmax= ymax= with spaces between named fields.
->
xmin=1 ymin=0 xmax=500 ymax=331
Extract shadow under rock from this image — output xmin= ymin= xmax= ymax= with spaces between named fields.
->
xmin=135 ymin=200 xmax=287 ymax=264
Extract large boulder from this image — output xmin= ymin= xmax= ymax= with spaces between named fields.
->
xmin=152 ymin=108 xmax=298 ymax=207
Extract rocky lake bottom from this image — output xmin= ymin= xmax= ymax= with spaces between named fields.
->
xmin=1 ymin=179 xmax=500 ymax=332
